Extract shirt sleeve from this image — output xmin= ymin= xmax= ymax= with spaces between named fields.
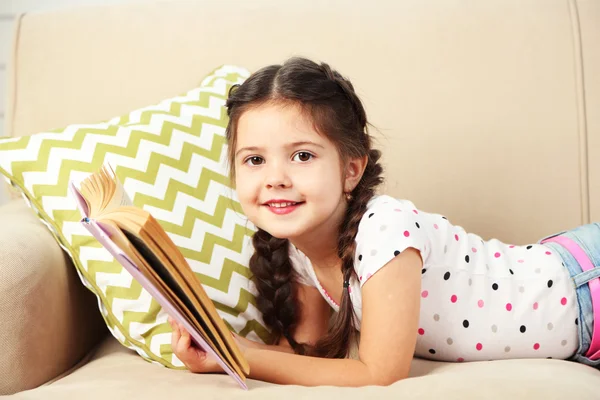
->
xmin=354 ymin=196 xmax=429 ymax=287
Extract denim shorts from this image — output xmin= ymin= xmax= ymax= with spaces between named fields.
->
xmin=538 ymin=222 xmax=600 ymax=367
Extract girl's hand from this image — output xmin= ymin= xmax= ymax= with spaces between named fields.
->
xmin=168 ymin=316 xmax=223 ymax=374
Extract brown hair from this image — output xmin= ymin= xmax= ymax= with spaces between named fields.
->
xmin=225 ymin=57 xmax=383 ymax=358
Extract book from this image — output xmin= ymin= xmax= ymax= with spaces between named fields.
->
xmin=68 ymin=165 xmax=250 ymax=390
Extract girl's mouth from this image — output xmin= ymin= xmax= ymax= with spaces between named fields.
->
xmin=263 ymin=201 xmax=305 ymax=215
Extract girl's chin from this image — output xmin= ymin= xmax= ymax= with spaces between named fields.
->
xmin=258 ymin=224 xmax=305 ymax=241
xmin=262 ymin=229 xmax=298 ymax=241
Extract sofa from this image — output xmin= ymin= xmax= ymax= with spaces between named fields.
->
xmin=1 ymin=0 xmax=599 ymax=398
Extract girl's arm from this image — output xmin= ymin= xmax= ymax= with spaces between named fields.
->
xmin=243 ymin=247 xmax=423 ymax=387
xmin=236 ymin=282 xmax=332 ymax=354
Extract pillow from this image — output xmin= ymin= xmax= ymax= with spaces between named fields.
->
xmin=0 ymin=65 xmax=273 ymax=369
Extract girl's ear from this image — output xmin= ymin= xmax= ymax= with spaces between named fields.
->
xmin=344 ymin=155 xmax=369 ymax=193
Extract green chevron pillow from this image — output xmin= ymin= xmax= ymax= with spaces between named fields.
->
xmin=0 ymin=65 xmax=273 ymax=369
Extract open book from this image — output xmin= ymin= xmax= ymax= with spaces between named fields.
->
xmin=68 ymin=165 xmax=250 ymax=390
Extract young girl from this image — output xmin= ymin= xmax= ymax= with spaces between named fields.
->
xmin=168 ymin=57 xmax=600 ymax=386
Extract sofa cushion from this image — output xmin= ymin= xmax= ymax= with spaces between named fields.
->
xmin=10 ymin=335 xmax=599 ymax=398
xmin=0 ymin=199 xmax=106 ymax=395
xmin=0 ymin=65 xmax=272 ymax=370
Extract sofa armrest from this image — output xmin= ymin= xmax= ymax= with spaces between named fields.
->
xmin=0 ymin=199 xmax=107 ymax=395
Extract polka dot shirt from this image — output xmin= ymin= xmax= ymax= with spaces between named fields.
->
xmin=289 ymin=195 xmax=580 ymax=362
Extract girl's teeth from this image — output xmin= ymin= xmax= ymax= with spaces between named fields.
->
xmin=270 ymin=202 xmax=295 ymax=208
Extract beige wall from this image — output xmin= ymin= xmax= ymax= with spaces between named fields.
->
xmin=0 ymin=0 xmax=141 ymax=204
xmin=0 ymin=0 xmax=144 ymax=138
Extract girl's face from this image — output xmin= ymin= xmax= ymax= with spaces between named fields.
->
xmin=233 ymin=102 xmax=349 ymax=242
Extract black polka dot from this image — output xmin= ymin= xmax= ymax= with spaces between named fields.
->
xmin=547 ymin=357 xmax=553 ymax=359
xmin=492 ymin=283 xmax=499 ymax=290
xmin=526 ymin=245 xmax=533 ymax=249
xmin=429 ymin=349 xmax=436 ymax=354
xmin=520 ymin=325 xmax=526 ymax=333
xmin=575 ymin=318 xmax=579 ymax=325
xmin=465 ymin=255 xmax=470 ymax=263
xmin=358 ymin=255 xmax=362 ymax=261
xmin=368 ymin=213 xmax=374 ymax=218
xmin=422 ymin=268 xmax=427 ymax=274
xmin=463 ymin=320 xmax=469 ymax=328
xmin=444 ymin=271 xmax=451 ymax=280
xmin=509 ymin=269 xmax=514 ymax=275
xmin=394 ymin=250 xmax=400 ymax=256
xmin=415 ymin=222 xmax=420 ymax=228
xmin=442 ymin=216 xmax=448 ymax=220
xmin=547 ymin=280 xmax=553 ymax=288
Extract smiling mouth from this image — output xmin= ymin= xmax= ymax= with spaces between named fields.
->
xmin=265 ymin=201 xmax=303 ymax=208
xmin=262 ymin=201 xmax=305 ymax=215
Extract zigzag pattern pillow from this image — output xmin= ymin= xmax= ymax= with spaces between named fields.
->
xmin=0 ymin=65 xmax=272 ymax=368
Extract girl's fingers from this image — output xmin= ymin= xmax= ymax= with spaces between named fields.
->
xmin=178 ymin=329 xmax=191 ymax=352
xmin=170 ymin=320 xmax=213 ymax=372
xmin=171 ymin=323 xmax=181 ymax=350
xmin=177 ymin=323 xmax=196 ymax=358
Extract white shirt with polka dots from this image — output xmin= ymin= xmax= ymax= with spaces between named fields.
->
xmin=289 ymin=194 xmax=580 ymax=362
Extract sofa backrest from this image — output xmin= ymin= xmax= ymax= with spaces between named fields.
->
xmin=5 ymin=0 xmax=599 ymax=243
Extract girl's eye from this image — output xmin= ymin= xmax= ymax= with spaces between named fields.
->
xmin=293 ymin=152 xmax=313 ymax=162
xmin=244 ymin=156 xmax=264 ymax=166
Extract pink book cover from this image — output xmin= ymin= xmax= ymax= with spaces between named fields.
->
xmin=68 ymin=180 xmax=248 ymax=390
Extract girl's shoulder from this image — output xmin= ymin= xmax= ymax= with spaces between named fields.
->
xmin=358 ymin=194 xmax=428 ymax=235
xmin=361 ymin=195 xmax=421 ymax=221
xmin=354 ymin=195 xmax=431 ymax=287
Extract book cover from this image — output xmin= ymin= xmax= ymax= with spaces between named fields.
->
xmin=68 ymin=180 xmax=249 ymax=390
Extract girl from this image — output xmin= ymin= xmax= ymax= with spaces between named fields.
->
xmin=168 ymin=57 xmax=600 ymax=386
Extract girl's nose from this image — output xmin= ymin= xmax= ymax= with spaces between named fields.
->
xmin=265 ymin=164 xmax=292 ymax=189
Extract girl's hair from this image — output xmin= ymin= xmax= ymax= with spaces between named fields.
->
xmin=225 ymin=57 xmax=383 ymax=358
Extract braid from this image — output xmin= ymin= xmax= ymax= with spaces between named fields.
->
xmin=305 ymin=149 xmax=383 ymax=359
xmin=249 ymin=228 xmax=300 ymax=349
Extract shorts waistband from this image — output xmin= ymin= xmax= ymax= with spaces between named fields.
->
xmin=541 ymin=234 xmax=600 ymax=359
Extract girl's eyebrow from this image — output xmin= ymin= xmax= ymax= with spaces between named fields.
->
xmin=235 ymin=141 xmax=324 ymax=156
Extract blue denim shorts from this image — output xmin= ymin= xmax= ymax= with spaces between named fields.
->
xmin=538 ymin=222 xmax=600 ymax=367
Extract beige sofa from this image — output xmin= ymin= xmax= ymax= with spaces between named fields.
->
xmin=1 ymin=0 xmax=600 ymax=398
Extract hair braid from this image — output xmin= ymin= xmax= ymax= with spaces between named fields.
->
xmin=249 ymin=228 xmax=300 ymax=348
xmin=306 ymin=149 xmax=383 ymax=358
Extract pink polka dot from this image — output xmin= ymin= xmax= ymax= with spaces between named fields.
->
xmin=533 ymin=343 xmax=540 ymax=350
xmin=404 ymin=230 xmax=410 ymax=237
xmin=506 ymin=303 xmax=512 ymax=311
xmin=418 ymin=328 xmax=425 ymax=335
xmin=455 ymin=234 xmax=459 ymax=241
xmin=478 ymin=299 xmax=484 ymax=308
xmin=509 ymin=245 xmax=515 ymax=248
xmin=561 ymin=297 xmax=567 ymax=306
xmin=394 ymin=208 xmax=402 ymax=212
xmin=476 ymin=343 xmax=483 ymax=351
xmin=533 ymin=302 xmax=539 ymax=310
xmin=434 ymin=224 xmax=439 ymax=229
xmin=545 ymin=251 xmax=552 ymax=255
xmin=421 ymin=290 xmax=429 ymax=298
xmin=518 ymin=259 xmax=524 ymax=263
xmin=366 ymin=273 xmax=372 ymax=280
xmin=472 ymin=247 xmax=478 ymax=253
xmin=451 ymin=295 xmax=458 ymax=303
xmin=348 ymin=287 xmax=352 ymax=294
xmin=413 ymin=209 xmax=419 ymax=214
xmin=457 ymin=357 xmax=465 ymax=362
xmin=359 ymin=276 xmax=363 ymax=281
xmin=494 ymin=252 xmax=501 ymax=258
